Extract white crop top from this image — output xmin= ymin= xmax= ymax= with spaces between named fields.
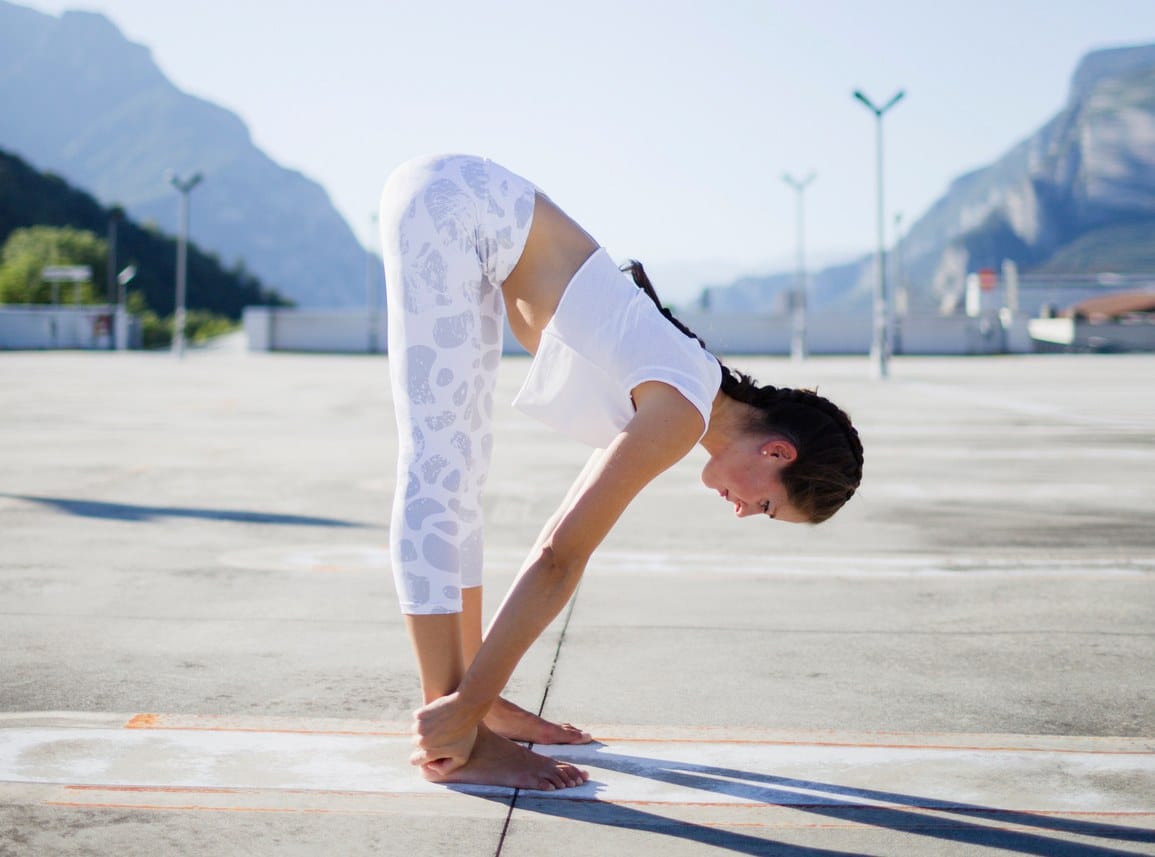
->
xmin=512 ymin=248 xmax=722 ymax=448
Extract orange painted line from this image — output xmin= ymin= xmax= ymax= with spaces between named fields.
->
xmin=65 ymin=785 xmax=246 ymax=795
xmin=122 ymin=714 xmax=408 ymax=738
xmin=120 ymin=715 xmax=1152 ymax=757
xmin=122 ymin=725 xmax=410 ymax=738
xmin=588 ymin=736 xmax=1154 ymax=756
xmin=588 ymin=726 xmax=1153 ymax=743
xmin=42 ymin=801 xmax=1155 ymax=832
xmin=118 ymin=716 xmax=1151 ymax=756
xmin=60 ymin=785 xmax=448 ymax=800
xmin=45 ymin=802 xmax=391 ymax=815
xmin=691 ymin=820 xmax=1155 ymax=832
xmin=561 ymin=799 xmax=1155 ymax=818
xmin=119 ymin=716 xmax=1155 ymax=753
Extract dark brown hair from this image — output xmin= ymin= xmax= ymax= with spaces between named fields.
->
xmin=622 ymin=260 xmax=863 ymax=524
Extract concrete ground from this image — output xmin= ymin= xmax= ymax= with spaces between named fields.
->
xmin=0 ymin=347 xmax=1153 ymax=856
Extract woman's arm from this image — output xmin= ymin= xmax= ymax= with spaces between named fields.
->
xmin=523 ymin=446 xmax=606 ymax=565
xmin=411 ymin=381 xmax=704 ymax=769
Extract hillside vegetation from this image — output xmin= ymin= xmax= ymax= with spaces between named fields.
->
xmin=0 ymin=148 xmax=288 ymax=320
xmin=1030 ymin=219 xmax=1155 ymax=275
xmin=0 ymin=3 xmax=373 ymax=307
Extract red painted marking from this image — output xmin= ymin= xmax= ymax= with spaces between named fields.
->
xmin=124 ymin=714 xmax=159 ymax=729
xmin=65 ymin=785 xmax=245 ymax=795
xmin=119 ymin=715 xmax=1150 ymax=758
xmin=60 ymin=785 xmax=439 ymax=800
xmin=589 ymin=736 xmax=1153 ymax=756
xmin=46 ymin=802 xmax=365 ymax=815
xmin=41 ymin=799 xmax=1155 ymax=832
xmin=121 ymin=714 xmax=407 ymax=738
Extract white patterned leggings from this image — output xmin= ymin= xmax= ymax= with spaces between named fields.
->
xmin=378 ymin=155 xmax=537 ymax=614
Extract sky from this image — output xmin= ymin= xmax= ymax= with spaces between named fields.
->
xmin=20 ymin=0 xmax=1155 ymax=301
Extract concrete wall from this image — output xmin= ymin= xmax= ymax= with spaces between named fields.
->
xmin=671 ymin=311 xmax=873 ymax=355
xmin=0 ymin=306 xmax=133 ymax=350
xmin=1029 ymin=316 xmax=1155 ymax=352
xmin=243 ymin=306 xmax=1032 ymax=356
xmin=244 ymin=307 xmax=387 ymax=354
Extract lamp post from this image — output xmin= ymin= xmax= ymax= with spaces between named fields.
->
xmin=366 ymin=212 xmax=380 ymax=354
xmin=853 ymin=88 xmax=904 ymax=379
xmin=106 ymin=207 xmax=124 ymax=305
xmin=782 ymin=171 xmax=815 ymax=362
xmin=894 ymin=211 xmax=909 ymax=315
xmin=166 ymin=170 xmax=203 ymax=358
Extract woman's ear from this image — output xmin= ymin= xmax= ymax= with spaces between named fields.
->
xmin=760 ymin=438 xmax=797 ymax=463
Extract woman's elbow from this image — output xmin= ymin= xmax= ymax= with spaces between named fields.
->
xmin=536 ymin=543 xmax=587 ymax=591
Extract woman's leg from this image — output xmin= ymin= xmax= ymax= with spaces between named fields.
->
xmin=460 ymin=585 xmax=591 ymax=744
xmin=459 ymin=451 xmax=603 ymax=744
xmin=382 ymin=154 xmax=509 ymax=703
xmin=380 ymin=156 xmax=586 ymax=788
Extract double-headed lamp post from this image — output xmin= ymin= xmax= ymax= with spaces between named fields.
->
xmin=782 ymin=171 xmax=815 ymax=362
xmin=166 ymin=170 xmax=203 ymax=358
xmin=853 ymin=89 xmax=904 ymax=379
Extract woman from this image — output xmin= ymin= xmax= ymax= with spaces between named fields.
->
xmin=379 ymin=154 xmax=863 ymax=791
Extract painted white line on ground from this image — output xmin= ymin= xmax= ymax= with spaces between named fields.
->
xmin=217 ymin=544 xmax=1155 ymax=578
xmin=1 ymin=720 xmax=1152 ymax=814
xmin=578 ymin=552 xmax=1155 ymax=579
xmin=219 ymin=543 xmax=390 ymax=574
xmin=896 ymin=381 xmax=1153 ymax=430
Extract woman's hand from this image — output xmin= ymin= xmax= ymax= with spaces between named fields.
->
xmin=409 ymin=691 xmax=486 ymax=774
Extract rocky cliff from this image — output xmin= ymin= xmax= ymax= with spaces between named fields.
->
xmin=707 ymin=43 xmax=1155 ymax=315
xmin=0 ymin=2 xmax=372 ymax=306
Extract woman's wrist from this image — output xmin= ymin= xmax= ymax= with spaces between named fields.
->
xmin=451 ymin=679 xmax=495 ymax=722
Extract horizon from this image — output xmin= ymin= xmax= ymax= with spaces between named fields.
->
xmin=11 ymin=0 xmax=1155 ymax=302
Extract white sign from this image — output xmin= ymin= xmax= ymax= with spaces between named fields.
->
xmin=41 ymin=265 xmax=92 ymax=282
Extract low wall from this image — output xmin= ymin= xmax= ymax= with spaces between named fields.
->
xmin=0 ymin=306 xmax=136 ymax=350
xmin=1029 ymin=316 xmax=1155 ymax=352
xmin=245 ymin=307 xmax=388 ymax=354
xmin=244 ymin=306 xmax=1033 ymax=356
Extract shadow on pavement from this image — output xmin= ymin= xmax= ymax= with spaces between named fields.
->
xmin=506 ymin=746 xmax=1154 ymax=856
xmin=4 ymin=494 xmax=367 ymax=528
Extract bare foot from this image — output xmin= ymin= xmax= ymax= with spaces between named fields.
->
xmin=421 ymin=724 xmax=589 ymax=791
xmin=485 ymin=696 xmax=592 ymax=745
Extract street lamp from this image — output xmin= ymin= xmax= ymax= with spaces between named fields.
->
xmin=782 ymin=171 xmax=815 ymax=362
xmin=893 ymin=211 xmax=907 ymax=318
xmin=853 ymin=88 xmax=904 ymax=379
xmin=166 ymin=170 xmax=203 ymax=358
xmin=366 ymin=212 xmax=380 ymax=354
xmin=106 ymin=207 xmax=124 ymax=305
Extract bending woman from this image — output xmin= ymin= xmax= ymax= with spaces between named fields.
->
xmin=379 ymin=154 xmax=863 ymax=791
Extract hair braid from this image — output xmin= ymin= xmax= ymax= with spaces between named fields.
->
xmin=622 ymin=259 xmax=863 ymax=523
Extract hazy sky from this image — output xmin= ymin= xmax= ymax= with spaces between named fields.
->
xmin=19 ymin=0 xmax=1155 ymax=299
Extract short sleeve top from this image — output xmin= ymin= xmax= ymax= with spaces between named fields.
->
xmin=512 ymin=248 xmax=722 ymax=448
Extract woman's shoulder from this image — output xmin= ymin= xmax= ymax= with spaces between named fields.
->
xmin=630 ymin=379 xmax=711 ymax=450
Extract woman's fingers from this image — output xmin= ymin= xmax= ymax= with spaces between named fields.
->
xmin=410 ymin=750 xmax=466 ymax=775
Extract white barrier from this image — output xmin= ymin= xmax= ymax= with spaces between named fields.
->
xmin=1029 ymin=315 xmax=1155 ymax=352
xmin=0 ymin=306 xmax=134 ymax=350
xmin=244 ymin=307 xmax=387 ymax=354
xmin=243 ymin=306 xmax=1032 ymax=356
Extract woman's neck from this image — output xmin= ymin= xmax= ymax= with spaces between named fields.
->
xmin=699 ymin=391 xmax=755 ymax=455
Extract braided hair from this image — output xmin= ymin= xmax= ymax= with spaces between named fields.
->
xmin=622 ymin=259 xmax=863 ymax=524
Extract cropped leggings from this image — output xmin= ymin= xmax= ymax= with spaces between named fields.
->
xmin=379 ymin=155 xmax=537 ymax=614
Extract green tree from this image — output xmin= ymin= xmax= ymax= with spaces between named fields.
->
xmin=0 ymin=225 xmax=107 ymax=304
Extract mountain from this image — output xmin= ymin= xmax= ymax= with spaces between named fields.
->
xmin=706 ymin=43 xmax=1155 ymax=315
xmin=0 ymin=146 xmax=287 ymax=316
xmin=0 ymin=1 xmax=375 ymax=307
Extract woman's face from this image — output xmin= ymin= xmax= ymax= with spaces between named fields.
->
xmin=700 ymin=437 xmax=808 ymax=523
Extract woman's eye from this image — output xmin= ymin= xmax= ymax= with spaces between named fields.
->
xmin=761 ymin=501 xmax=771 ymax=514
